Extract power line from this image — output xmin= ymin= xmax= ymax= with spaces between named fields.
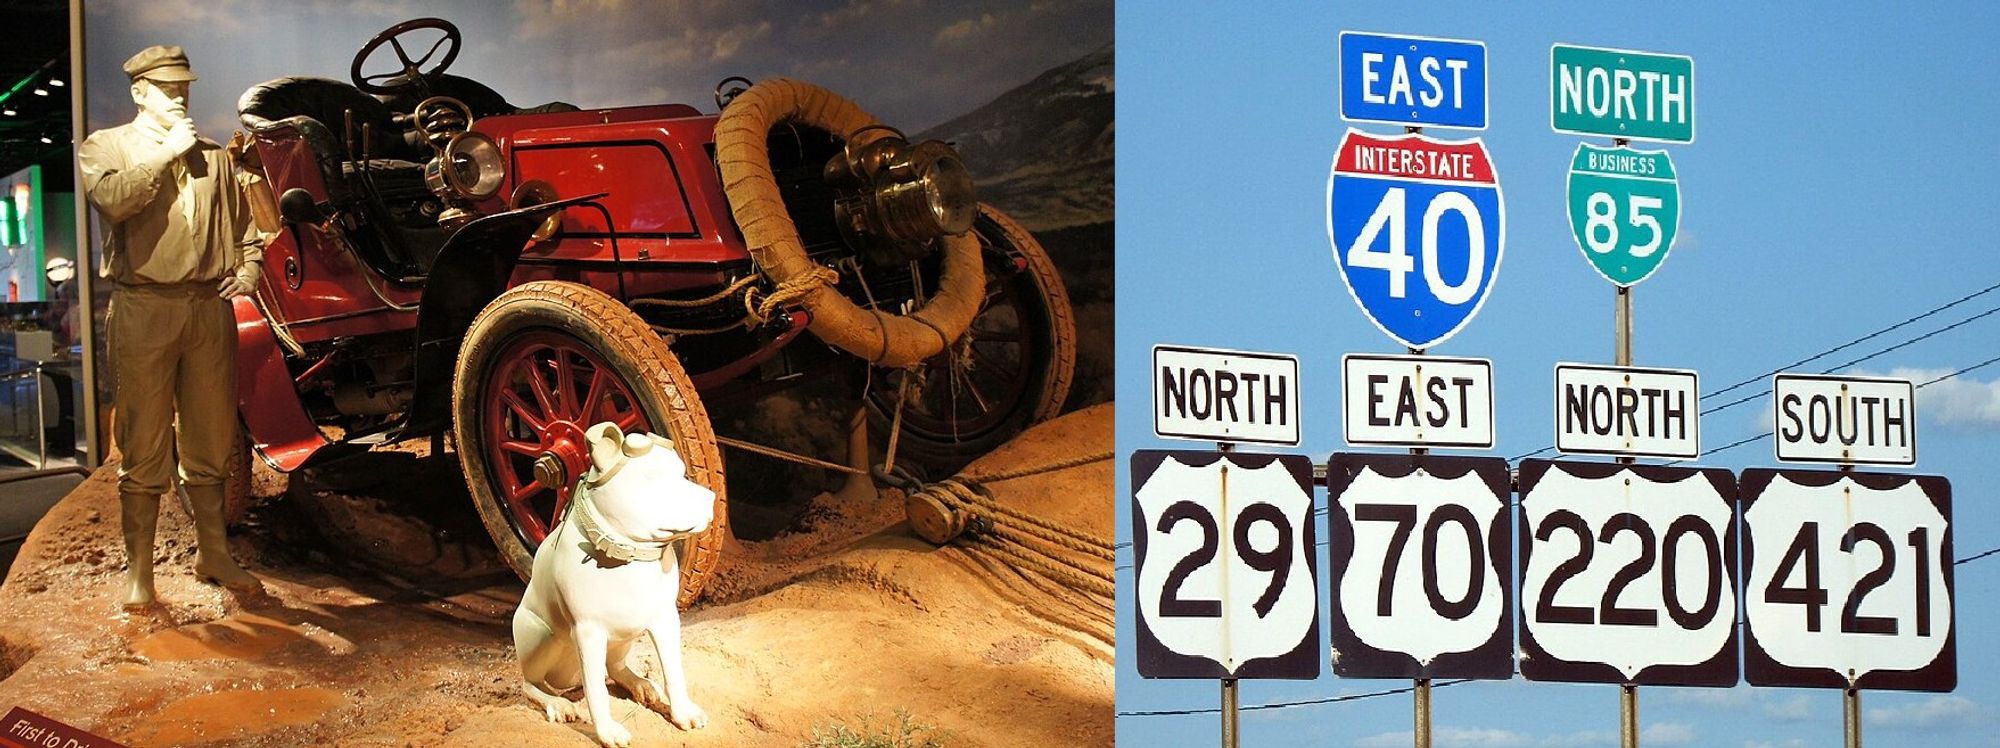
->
xmin=1698 ymin=278 xmax=2000 ymax=404
xmin=1669 ymin=350 xmax=2000 ymax=465
xmin=1698 ymin=301 xmax=2000 ymax=417
xmin=1501 ymin=284 xmax=2000 ymax=461
xmin=1117 ymin=678 xmax=1471 ymax=717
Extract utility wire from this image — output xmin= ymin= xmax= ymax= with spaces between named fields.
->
xmin=1698 ymin=301 xmax=2000 ymax=417
xmin=1698 ymin=279 xmax=2000 ymax=403
xmin=1668 ymin=351 xmax=2000 ymax=465
xmin=1117 ymin=679 xmax=1471 ymax=717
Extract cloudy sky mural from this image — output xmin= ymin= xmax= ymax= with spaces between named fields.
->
xmin=82 ymin=0 xmax=1111 ymax=137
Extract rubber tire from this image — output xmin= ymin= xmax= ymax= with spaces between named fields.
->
xmin=453 ymin=281 xmax=727 ymax=606
xmin=869 ymin=204 xmax=1077 ymax=470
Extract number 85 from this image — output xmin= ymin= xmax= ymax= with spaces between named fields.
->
xmin=1583 ymin=192 xmax=1664 ymax=258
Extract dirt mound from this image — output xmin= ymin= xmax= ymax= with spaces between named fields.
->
xmin=0 ymin=404 xmax=1112 ymax=746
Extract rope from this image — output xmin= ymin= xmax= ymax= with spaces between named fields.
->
xmin=713 ymin=434 xmax=868 ymax=476
xmin=629 ymin=274 xmax=760 ymax=309
xmin=964 ymin=450 xmax=1113 ymax=484
xmin=928 ymin=478 xmax=1114 ymax=562
xmin=746 ymin=265 xmax=838 ymax=325
xmin=967 ymin=532 xmax=1115 ymax=600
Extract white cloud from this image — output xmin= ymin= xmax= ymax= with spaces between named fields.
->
xmin=1868 ymin=694 xmax=1983 ymax=728
xmin=1354 ymin=723 xmax=1693 ymax=748
xmin=934 ymin=12 xmax=997 ymax=44
xmin=1888 ymin=368 xmax=2000 ymax=429
xmin=1665 ymin=686 xmax=1756 ymax=708
xmin=1762 ymin=693 xmax=1813 ymax=722
xmin=1641 ymin=722 xmax=1699 ymax=746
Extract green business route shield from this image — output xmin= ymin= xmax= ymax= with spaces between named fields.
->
xmin=1550 ymin=44 xmax=1694 ymax=144
xmin=1566 ymin=144 xmax=1679 ymax=287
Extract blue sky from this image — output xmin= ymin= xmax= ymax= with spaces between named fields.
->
xmin=1116 ymin=3 xmax=2000 ymax=746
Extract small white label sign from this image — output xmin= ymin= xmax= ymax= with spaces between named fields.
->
xmin=1773 ymin=374 xmax=1917 ymax=466
xmin=1343 ymin=354 xmax=1494 ymax=448
xmin=1153 ymin=345 xmax=1301 ymax=446
xmin=1554 ymin=363 xmax=1700 ymax=459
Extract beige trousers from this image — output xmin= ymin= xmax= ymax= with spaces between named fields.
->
xmin=111 ymin=283 xmax=238 ymax=495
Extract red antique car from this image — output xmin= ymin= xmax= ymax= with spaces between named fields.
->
xmin=229 ymin=19 xmax=1075 ymax=602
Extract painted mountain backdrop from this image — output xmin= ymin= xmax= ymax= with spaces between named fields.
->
xmin=919 ymin=43 xmax=1114 ymax=233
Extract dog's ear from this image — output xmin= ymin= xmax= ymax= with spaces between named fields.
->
xmin=585 ymin=422 xmax=628 ymax=484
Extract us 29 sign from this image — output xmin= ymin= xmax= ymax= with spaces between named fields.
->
xmin=1132 ymin=451 xmax=1319 ymax=678
xmin=1328 ymin=129 xmax=1505 ymax=350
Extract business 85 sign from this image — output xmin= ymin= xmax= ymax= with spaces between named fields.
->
xmin=1328 ymin=130 xmax=1505 ymax=350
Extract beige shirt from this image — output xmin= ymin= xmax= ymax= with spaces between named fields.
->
xmin=78 ymin=119 xmax=263 ymax=286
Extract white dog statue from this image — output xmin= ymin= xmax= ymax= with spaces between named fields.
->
xmin=514 ymin=422 xmax=715 ymax=747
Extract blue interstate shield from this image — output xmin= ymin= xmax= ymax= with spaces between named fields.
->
xmin=1327 ymin=129 xmax=1505 ymax=350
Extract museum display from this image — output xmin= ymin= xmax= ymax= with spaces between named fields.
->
xmin=79 ymin=44 xmax=265 ymax=609
xmin=514 ymin=422 xmax=713 ymax=746
xmin=228 ymin=17 xmax=1077 ymax=601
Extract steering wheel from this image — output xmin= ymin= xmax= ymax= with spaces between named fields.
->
xmin=351 ymin=17 xmax=462 ymax=95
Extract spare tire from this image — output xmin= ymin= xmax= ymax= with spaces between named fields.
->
xmin=714 ymin=78 xmax=983 ymax=368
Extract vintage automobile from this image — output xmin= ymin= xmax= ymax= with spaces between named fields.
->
xmin=228 ymin=18 xmax=1076 ymax=603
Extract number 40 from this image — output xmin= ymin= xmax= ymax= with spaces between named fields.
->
xmin=1347 ymin=187 xmax=1486 ymax=305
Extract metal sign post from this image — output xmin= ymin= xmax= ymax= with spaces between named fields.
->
xmin=1615 ymin=157 xmax=1636 ymax=748
xmin=1218 ymin=439 xmax=1237 ymax=748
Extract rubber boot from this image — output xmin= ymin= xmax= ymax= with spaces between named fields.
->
xmin=120 ymin=491 xmax=159 ymax=609
xmin=186 ymin=483 xmax=261 ymax=592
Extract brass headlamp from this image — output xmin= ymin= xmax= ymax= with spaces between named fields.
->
xmin=824 ymin=125 xmax=976 ymax=266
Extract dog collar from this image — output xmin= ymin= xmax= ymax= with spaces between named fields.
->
xmin=569 ymin=484 xmax=667 ymax=563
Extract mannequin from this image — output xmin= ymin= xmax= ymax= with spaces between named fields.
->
xmin=77 ymin=45 xmax=264 ymax=609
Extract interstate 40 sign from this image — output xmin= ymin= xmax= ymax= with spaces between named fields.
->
xmin=1328 ymin=130 xmax=1504 ymax=350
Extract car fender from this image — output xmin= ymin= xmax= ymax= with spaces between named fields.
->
xmin=234 ymin=295 xmax=331 ymax=471
xmin=404 ymin=193 xmax=609 ymax=436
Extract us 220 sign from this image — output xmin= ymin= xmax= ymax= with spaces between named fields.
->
xmin=1517 ymin=460 xmax=1739 ymax=686
xmin=1131 ymin=451 xmax=1319 ymax=679
xmin=1328 ymin=129 xmax=1505 ymax=350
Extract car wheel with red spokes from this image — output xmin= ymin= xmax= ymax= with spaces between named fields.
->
xmin=453 ymin=281 xmax=726 ymax=605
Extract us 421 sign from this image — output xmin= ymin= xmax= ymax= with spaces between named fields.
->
xmin=1328 ymin=129 xmax=1505 ymax=350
